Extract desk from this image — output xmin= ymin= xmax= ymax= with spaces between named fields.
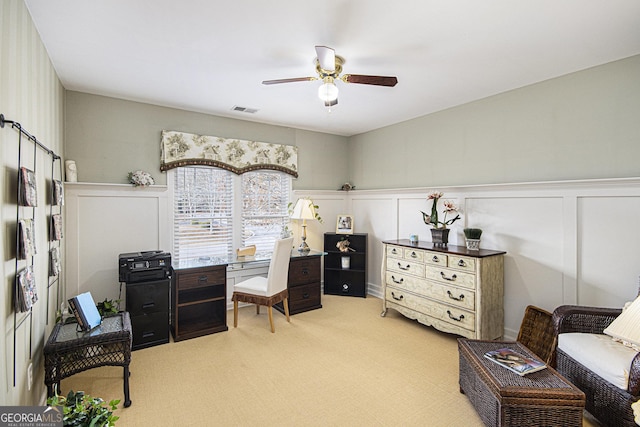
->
xmin=44 ymin=312 xmax=132 ymax=407
xmin=172 ymin=250 xmax=324 ymax=341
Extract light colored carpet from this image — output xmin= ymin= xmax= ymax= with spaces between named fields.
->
xmin=61 ymin=295 xmax=598 ymax=426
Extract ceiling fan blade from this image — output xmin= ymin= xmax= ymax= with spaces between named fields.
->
xmin=343 ymin=74 xmax=398 ymax=87
xmin=262 ymin=77 xmax=316 ymax=85
xmin=315 ymin=46 xmax=335 ymax=72
xmin=324 ymin=98 xmax=338 ymax=107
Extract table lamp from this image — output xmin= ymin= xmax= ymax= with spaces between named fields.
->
xmin=290 ymin=198 xmax=316 ymax=252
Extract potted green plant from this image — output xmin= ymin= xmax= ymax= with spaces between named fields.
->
xmin=464 ymin=228 xmax=483 ymax=250
xmin=96 ymin=298 xmax=121 ymax=317
xmin=47 ymin=389 xmax=120 ymax=426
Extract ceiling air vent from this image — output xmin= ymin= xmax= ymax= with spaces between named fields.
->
xmin=231 ymin=106 xmax=259 ymax=114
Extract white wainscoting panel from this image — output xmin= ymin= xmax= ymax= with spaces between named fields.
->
xmin=351 ymin=196 xmax=397 ymax=296
xmin=578 ymin=195 xmax=640 ymax=307
xmin=65 ymin=183 xmax=169 ymax=305
xmin=466 ymin=196 xmax=565 ymax=334
xmin=65 ymin=179 xmax=640 ymax=340
xmin=301 ymin=178 xmax=640 ymax=339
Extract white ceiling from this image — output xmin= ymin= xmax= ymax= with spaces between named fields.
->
xmin=25 ymin=0 xmax=640 ymax=137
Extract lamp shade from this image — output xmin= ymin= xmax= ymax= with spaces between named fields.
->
xmin=290 ymin=198 xmax=316 ymax=220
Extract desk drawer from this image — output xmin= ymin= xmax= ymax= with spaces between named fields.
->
xmin=130 ymin=312 xmax=169 ymax=350
xmin=289 ymin=282 xmax=321 ymax=310
xmin=126 ymin=280 xmax=169 ymax=315
xmin=289 ymin=257 xmax=321 ymax=286
xmin=177 ymin=268 xmax=225 ymax=290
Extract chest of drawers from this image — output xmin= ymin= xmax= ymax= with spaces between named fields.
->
xmin=275 ymin=254 xmax=323 ymax=315
xmin=381 ymin=240 xmax=505 ymax=340
xmin=126 ymin=278 xmax=170 ymax=350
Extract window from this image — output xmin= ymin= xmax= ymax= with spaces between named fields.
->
xmin=172 ymin=167 xmax=234 ymax=262
xmin=241 ymin=171 xmax=291 ymax=253
xmin=171 ymin=166 xmax=291 ymax=263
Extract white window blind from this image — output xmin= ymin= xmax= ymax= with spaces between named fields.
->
xmin=241 ymin=171 xmax=291 ymax=253
xmin=173 ymin=167 xmax=234 ymax=262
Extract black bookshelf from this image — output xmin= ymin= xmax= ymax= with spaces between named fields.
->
xmin=323 ymin=233 xmax=368 ymax=297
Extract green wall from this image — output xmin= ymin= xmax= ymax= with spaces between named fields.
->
xmin=66 ymin=55 xmax=640 ymax=192
xmin=64 ymin=91 xmax=349 ymax=190
xmin=348 ymin=55 xmax=640 ymax=189
xmin=1 ymin=0 xmax=65 ymax=406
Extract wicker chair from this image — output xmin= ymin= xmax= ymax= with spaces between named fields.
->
xmin=553 ymin=303 xmax=640 ymax=427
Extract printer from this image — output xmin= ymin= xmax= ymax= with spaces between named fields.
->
xmin=118 ymin=250 xmax=172 ymax=283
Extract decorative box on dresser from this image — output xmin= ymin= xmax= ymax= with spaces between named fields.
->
xmin=381 ymin=240 xmax=506 ymax=340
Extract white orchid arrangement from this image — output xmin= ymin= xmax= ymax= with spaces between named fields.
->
xmin=420 ymin=191 xmax=461 ymax=229
xmin=128 ymin=170 xmax=155 ymax=187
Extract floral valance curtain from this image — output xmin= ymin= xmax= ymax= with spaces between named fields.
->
xmin=160 ymin=130 xmax=298 ymax=177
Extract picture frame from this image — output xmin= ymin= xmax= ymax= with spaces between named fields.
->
xmin=336 ymin=214 xmax=354 ymax=234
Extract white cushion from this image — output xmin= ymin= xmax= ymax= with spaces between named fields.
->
xmin=632 ymin=400 xmax=640 ymax=425
xmin=234 ymin=276 xmax=268 ymax=296
xmin=604 ymin=295 xmax=640 ymax=350
xmin=558 ymin=332 xmax=638 ymax=390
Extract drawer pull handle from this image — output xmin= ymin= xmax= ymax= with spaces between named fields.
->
xmin=432 ymin=256 xmax=440 ymax=263
xmin=447 ymin=291 xmax=464 ymax=301
xmin=447 ymin=310 xmax=465 ymax=322
xmin=391 ymin=248 xmax=398 ymax=254
xmin=398 ymin=263 xmax=410 ymax=271
xmin=391 ymin=292 xmax=404 ymax=301
xmin=458 ymin=259 xmax=467 ymax=267
xmin=302 ymin=269 xmax=309 ymax=276
xmin=441 ymin=272 xmax=457 ymax=281
xmin=198 ymin=275 xmax=208 ymax=283
xmin=142 ymin=331 xmax=155 ymax=338
xmin=302 ymin=293 xmax=310 ymax=299
xmin=142 ymin=302 xmax=155 ymax=309
xmin=391 ymin=275 xmax=404 ymax=284
xmin=410 ymin=251 xmax=418 ymax=258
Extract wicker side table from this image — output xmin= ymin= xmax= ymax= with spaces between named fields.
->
xmin=44 ymin=312 xmax=133 ymax=407
xmin=458 ymin=339 xmax=584 ymax=427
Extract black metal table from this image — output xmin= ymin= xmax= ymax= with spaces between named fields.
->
xmin=44 ymin=312 xmax=132 ymax=407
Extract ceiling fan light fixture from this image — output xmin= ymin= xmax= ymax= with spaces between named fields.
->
xmin=318 ymin=81 xmax=339 ymax=102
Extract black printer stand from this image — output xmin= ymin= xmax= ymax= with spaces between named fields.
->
xmin=126 ymin=278 xmax=170 ymax=350
xmin=119 ymin=251 xmax=172 ymax=351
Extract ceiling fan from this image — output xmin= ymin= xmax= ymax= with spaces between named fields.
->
xmin=262 ymin=46 xmax=398 ymax=107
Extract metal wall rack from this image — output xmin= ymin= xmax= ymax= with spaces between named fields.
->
xmin=1 ymin=113 xmax=64 ymax=386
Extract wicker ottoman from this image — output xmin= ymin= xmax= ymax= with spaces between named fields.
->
xmin=458 ymin=339 xmax=585 ymax=427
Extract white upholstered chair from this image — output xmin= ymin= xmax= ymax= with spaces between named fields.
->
xmin=232 ymin=237 xmax=294 ymax=333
